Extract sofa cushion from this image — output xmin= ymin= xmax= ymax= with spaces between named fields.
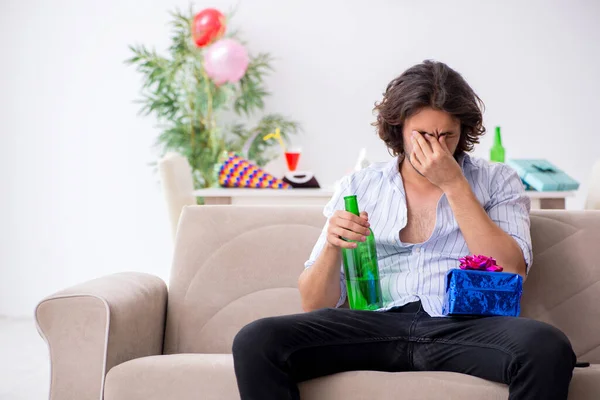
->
xmin=164 ymin=206 xmax=324 ymax=355
xmin=521 ymin=212 xmax=600 ymax=362
xmin=104 ymin=354 xmax=239 ymax=400
xmin=103 ymin=354 xmax=600 ymax=400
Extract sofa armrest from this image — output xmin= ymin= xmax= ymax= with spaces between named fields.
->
xmin=35 ymin=272 xmax=167 ymax=400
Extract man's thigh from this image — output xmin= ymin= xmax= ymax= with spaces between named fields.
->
xmin=411 ymin=315 xmax=573 ymax=383
xmin=283 ymin=308 xmax=418 ymax=381
xmin=238 ymin=307 xmax=418 ymax=381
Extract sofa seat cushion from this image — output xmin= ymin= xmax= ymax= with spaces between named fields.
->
xmin=103 ymin=354 xmax=600 ymax=400
xmin=104 ymin=354 xmax=238 ymax=400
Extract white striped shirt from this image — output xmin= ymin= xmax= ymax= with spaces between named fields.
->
xmin=304 ymin=154 xmax=532 ymax=317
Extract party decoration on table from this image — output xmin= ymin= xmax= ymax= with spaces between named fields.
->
xmin=263 ymin=128 xmax=320 ymax=188
xmin=459 ymin=255 xmax=503 ymax=272
xmin=507 ymin=159 xmax=579 ymax=192
xmin=263 ymin=128 xmax=287 ymax=152
xmin=283 ymin=172 xmax=321 ymax=188
xmin=217 ymin=152 xmax=291 ymax=189
xmin=520 ymin=179 xmax=534 ymax=191
xmin=443 ymin=255 xmax=523 ymax=317
xmin=263 ymin=128 xmax=302 ymax=172
xmin=192 ymin=8 xmax=226 ymax=47
xmin=204 ymin=38 xmax=249 ymax=85
xmin=126 ymin=7 xmax=299 ymax=189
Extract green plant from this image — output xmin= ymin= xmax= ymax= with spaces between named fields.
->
xmin=126 ymin=6 xmax=300 ymax=188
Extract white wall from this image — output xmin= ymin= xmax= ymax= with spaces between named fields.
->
xmin=1 ymin=0 xmax=599 ymax=317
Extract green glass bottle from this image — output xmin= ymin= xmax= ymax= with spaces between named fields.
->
xmin=490 ymin=126 xmax=505 ymax=163
xmin=341 ymin=195 xmax=383 ymax=311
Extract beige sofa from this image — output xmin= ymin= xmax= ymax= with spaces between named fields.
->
xmin=36 ymin=206 xmax=600 ymax=400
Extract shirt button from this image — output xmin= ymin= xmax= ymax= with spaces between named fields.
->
xmin=414 ymin=247 xmax=421 ymax=254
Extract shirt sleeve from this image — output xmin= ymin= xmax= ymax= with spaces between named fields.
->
xmin=304 ymin=175 xmax=351 ymax=308
xmin=486 ymin=164 xmax=533 ymax=273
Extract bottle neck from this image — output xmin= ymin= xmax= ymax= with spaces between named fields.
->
xmin=494 ymin=127 xmax=502 ymax=146
xmin=344 ymin=195 xmax=360 ymax=216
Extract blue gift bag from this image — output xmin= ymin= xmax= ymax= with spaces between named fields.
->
xmin=442 ymin=269 xmax=523 ymax=317
xmin=507 ymin=159 xmax=579 ymax=192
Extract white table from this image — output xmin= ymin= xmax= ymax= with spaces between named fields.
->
xmin=194 ymin=188 xmax=575 ymax=210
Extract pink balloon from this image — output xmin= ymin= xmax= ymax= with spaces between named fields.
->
xmin=203 ymin=38 xmax=249 ymax=85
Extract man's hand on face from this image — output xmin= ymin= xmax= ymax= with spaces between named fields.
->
xmin=409 ymin=130 xmax=466 ymax=191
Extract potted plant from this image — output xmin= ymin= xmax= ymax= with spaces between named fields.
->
xmin=126 ymin=6 xmax=299 ymax=188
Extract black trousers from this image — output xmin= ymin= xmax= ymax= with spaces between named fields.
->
xmin=232 ymin=302 xmax=576 ymax=400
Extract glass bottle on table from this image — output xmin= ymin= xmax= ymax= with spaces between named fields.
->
xmin=490 ymin=126 xmax=505 ymax=163
xmin=341 ymin=195 xmax=383 ymax=310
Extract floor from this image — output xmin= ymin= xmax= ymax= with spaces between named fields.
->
xmin=0 ymin=317 xmax=49 ymax=400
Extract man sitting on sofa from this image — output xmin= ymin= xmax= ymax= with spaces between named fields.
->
xmin=232 ymin=60 xmax=576 ymax=400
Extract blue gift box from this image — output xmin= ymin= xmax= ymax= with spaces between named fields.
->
xmin=507 ymin=159 xmax=579 ymax=192
xmin=442 ymin=269 xmax=523 ymax=317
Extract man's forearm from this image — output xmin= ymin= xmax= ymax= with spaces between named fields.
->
xmin=443 ymin=178 xmax=527 ymax=277
xmin=298 ymin=243 xmax=343 ymax=312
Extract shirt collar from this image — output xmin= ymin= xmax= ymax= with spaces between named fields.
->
xmin=385 ymin=155 xmax=405 ymax=195
xmin=457 ymin=152 xmax=469 ymax=168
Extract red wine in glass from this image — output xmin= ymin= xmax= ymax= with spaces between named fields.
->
xmin=285 ymin=148 xmax=301 ymax=172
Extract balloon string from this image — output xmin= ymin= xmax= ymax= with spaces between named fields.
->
xmin=263 ymin=128 xmax=286 ymax=153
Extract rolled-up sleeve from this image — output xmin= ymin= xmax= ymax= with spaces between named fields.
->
xmin=486 ymin=164 xmax=533 ymax=273
xmin=304 ymin=176 xmax=350 ymax=307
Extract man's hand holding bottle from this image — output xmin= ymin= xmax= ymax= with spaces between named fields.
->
xmin=325 ymin=210 xmax=371 ymax=249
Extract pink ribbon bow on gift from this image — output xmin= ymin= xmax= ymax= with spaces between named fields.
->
xmin=459 ymin=255 xmax=504 ymax=272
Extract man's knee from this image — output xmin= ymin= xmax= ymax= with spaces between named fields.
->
xmin=232 ymin=316 xmax=291 ymax=361
xmin=516 ymin=319 xmax=575 ymax=368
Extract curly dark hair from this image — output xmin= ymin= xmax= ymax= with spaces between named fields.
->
xmin=373 ymin=60 xmax=485 ymax=157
